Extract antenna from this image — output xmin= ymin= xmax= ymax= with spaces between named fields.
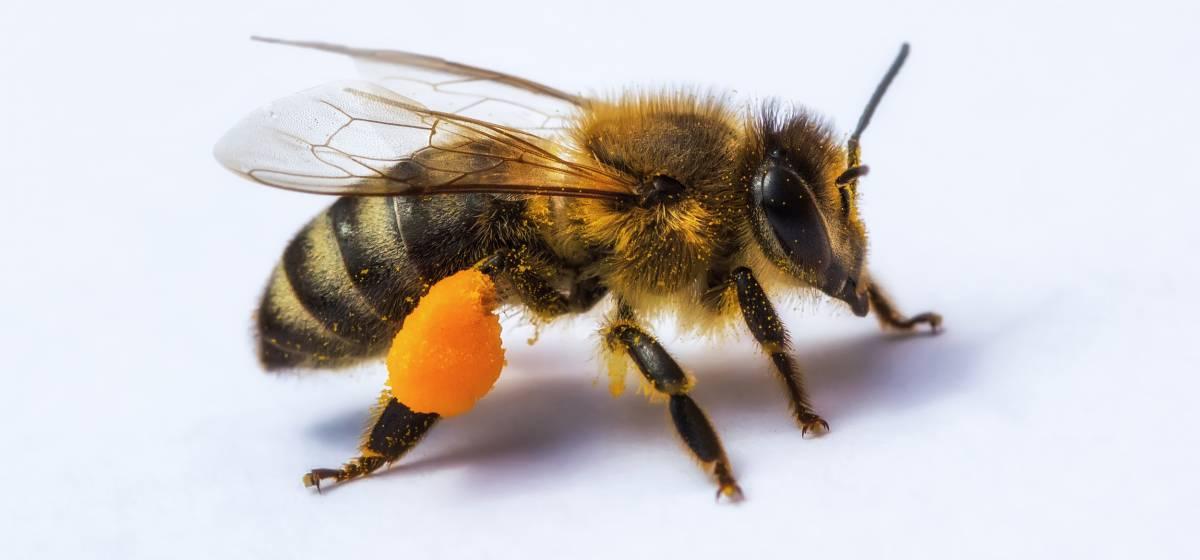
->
xmin=847 ymin=43 xmax=910 ymax=168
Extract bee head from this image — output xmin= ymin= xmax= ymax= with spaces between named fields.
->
xmin=746 ymin=44 xmax=910 ymax=316
xmin=748 ymin=114 xmax=870 ymax=315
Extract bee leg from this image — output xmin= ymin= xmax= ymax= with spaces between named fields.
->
xmin=731 ymin=267 xmax=829 ymax=437
xmin=566 ymin=275 xmax=609 ymax=313
xmin=866 ymin=282 xmax=942 ymax=333
xmin=303 ymin=390 xmax=439 ymax=492
xmin=476 ymin=250 xmax=567 ymax=315
xmin=606 ymin=320 xmax=743 ymax=501
xmin=477 ymin=248 xmax=607 ymax=317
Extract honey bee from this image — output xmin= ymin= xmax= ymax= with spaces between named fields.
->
xmin=215 ymin=37 xmax=942 ymax=500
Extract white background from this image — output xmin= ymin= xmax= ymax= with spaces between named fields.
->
xmin=2 ymin=1 xmax=1197 ymax=558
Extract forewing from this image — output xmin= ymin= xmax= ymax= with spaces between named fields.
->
xmin=214 ymin=81 xmax=636 ymax=198
xmin=252 ymin=37 xmax=585 ymax=135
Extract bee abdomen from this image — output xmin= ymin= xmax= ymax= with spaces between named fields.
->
xmin=256 ymin=197 xmax=421 ymax=370
xmin=257 ymin=263 xmax=369 ymax=369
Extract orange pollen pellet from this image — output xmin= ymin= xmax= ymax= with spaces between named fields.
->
xmin=386 ymin=269 xmax=505 ymax=417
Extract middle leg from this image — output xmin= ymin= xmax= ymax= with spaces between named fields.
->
xmin=605 ymin=313 xmax=742 ymax=500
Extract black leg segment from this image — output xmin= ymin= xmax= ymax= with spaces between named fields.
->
xmin=669 ymin=394 xmax=740 ymax=497
xmin=606 ymin=320 xmax=742 ymax=500
xmin=303 ymin=392 xmax=439 ymax=492
xmin=608 ymin=324 xmax=690 ymax=395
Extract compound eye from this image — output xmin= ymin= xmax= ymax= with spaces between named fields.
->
xmin=756 ymin=163 xmax=832 ymax=272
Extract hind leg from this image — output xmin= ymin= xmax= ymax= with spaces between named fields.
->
xmin=304 ymin=251 xmax=585 ymax=491
xmin=303 ymin=390 xmax=439 ymax=492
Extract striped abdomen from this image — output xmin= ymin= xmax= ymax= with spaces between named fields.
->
xmin=256 ymin=195 xmax=506 ymax=370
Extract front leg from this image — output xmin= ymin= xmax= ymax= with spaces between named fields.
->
xmin=730 ymin=268 xmax=828 ymax=437
xmin=866 ymin=281 xmax=942 ymax=333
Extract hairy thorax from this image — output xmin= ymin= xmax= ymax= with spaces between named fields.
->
xmin=546 ymin=92 xmax=750 ymax=311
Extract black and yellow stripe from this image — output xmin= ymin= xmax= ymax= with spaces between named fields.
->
xmin=257 ymin=197 xmax=424 ymax=369
xmin=255 ymin=194 xmax=547 ymax=370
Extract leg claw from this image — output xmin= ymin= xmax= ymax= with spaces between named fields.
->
xmin=910 ymin=312 xmax=943 ymax=334
xmin=303 ymin=468 xmax=341 ymax=494
xmin=716 ymin=481 xmax=744 ymax=502
xmin=800 ymin=414 xmax=830 ymax=438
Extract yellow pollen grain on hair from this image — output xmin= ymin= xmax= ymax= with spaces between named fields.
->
xmin=386 ymin=269 xmax=506 ymax=417
xmin=605 ymin=351 xmax=630 ymax=397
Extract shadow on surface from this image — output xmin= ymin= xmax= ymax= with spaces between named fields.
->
xmin=306 ymin=327 xmax=978 ymax=495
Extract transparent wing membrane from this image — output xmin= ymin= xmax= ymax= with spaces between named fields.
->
xmin=214 ymin=81 xmax=634 ymax=198
xmin=251 ymin=37 xmax=585 ymax=135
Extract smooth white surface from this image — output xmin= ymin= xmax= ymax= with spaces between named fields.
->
xmin=2 ymin=1 xmax=1197 ymax=558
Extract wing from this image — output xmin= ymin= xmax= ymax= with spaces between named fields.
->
xmin=251 ymin=36 xmax=586 ymax=135
xmin=213 ymin=81 xmax=637 ymax=199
